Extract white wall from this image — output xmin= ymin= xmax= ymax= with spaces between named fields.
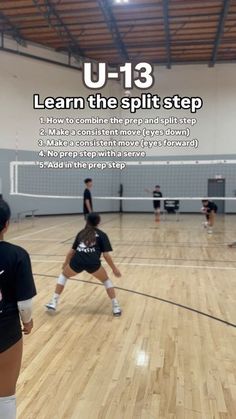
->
xmin=0 ymin=48 xmax=121 ymax=215
xmin=120 ymin=64 xmax=236 ymax=156
xmin=0 ymin=49 xmax=120 ymax=151
xmin=0 ymin=47 xmax=236 ymax=214
xmin=0 ymin=49 xmax=236 ymax=156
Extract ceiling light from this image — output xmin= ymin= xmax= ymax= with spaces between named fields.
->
xmin=115 ymin=0 xmax=129 ymax=4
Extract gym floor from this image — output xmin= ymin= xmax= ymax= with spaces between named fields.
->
xmin=6 ymin=213 xmax=236 ymax=419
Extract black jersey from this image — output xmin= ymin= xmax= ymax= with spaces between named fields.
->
xmin=0 ymin=241 xmax=36 ymax=319
xmin=205 ymin=201 xmax=218 ymax=213
xmin=153 ymin=191 xmax=162 ymax=208
xmin=72 ymin=228 xmax=112 ymax=266
xmin=83 ymin=188 xmax=93 ymax=214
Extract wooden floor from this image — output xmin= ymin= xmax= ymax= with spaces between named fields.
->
xmin=6 ymin=213 xmax=236 ymax=419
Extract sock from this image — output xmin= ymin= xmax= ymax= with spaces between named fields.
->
xmin=112 ymin=298 xmax=118 ymax=306
xmin=53 ymin=293 xmax=60 ymax=301
xmin=0 ymin=395 xmax=16 ymax=419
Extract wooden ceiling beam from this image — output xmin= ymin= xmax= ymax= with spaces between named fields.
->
xmin=210 ymin=0 xmax=231 ymax=66
xmin=0 ymin=10 xmax=26 ymax=45
xmin=162 ymin=0 xmax=171 ymax=68
xmin=32 ymin=0 xmax=85 ymax=61
xmin=98 ymin=0 xmax=128 ymax=61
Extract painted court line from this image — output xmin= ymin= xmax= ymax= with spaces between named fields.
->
xmin=35 ymin=273 xmax=236 ymax=329
xmin=16 ymin=238 xmax=61 ymax=242
xmin=29 ymin=253 xmax=236 ymax=264
xmin=31 ymin=259 xmax=236 ymax=271
xmin=10 ymin=220 xmax=74 ymax=241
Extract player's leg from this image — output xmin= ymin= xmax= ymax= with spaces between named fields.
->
xmin=0 ymin=339 xmax=23 ymax=419
xmin=154 ymin=207 xmax=160 ymax=222
xmin=156 ymin=206 xmax=161 ymax=222
xmin=91 ymin=266 xmax=122 ymax=316
xmin=203 ymin=213 xmax=209 ymax=228
xmin=45 ymin=265 xmax=78 ymax=311
xmin=207 ymin=211 xmax=215 ymax=233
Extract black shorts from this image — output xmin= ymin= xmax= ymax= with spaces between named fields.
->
xmin=206 ymin=209 xmax=217 ymax=219
xmin=0 ymin=314 xmax=22 ymax=353
xmin=69 ymin=258 xmax=101 ymax=274
xmin=153 ymin=204 xmax=161 ymax=210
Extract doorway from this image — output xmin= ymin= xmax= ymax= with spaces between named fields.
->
xmin=208 ymin=178 xmax=225 ymax=213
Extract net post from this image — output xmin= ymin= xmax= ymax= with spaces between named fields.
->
xmin=10 ymin=161 xmax=16 ymax=195
xmin=119 ymin=183 xmax=123 ymax=213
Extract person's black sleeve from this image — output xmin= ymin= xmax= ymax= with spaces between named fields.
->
xmin=208 ymin=202 xmax=215 ymax=212
xmin=100 ymin=233 xmax=113 ymax=253
xmin=72 ymin=233 xmax=80 ymax=250
xmin=84 ymin=190 xmax=90 ymax=200
xmin=15 ymin=250 xmax=37 ymax=301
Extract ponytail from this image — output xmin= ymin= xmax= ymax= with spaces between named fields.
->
xmin=79 ymin=213 xmax=101 ymax=247
xmin=0 ymin=199 xmax=11 ymax=232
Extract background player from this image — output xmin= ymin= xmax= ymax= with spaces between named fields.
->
xmin=0 ymin=200 xmax=36 ymax=419
xmin=46 ymin=212 xmax=122 ymax=316
xmin=201 ymin=199 xmax=218 ymax=234
xmin=83 ymin=178 xmax=93 ymax=219
xmin=145 ymin=185 xmax=163 ymax=222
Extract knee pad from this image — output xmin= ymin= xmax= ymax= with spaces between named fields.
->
xmin=57 ymin=274 xmax=68 ymax=286
xmin=0 ymin=395 xmax=16 ymax=419
xmin=103 ymin=279 xmax=113 ymax=289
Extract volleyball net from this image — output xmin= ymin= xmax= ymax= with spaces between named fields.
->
xmin=9 ymin=159 xmax=236 ymax=213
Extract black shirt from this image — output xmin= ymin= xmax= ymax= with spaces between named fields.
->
xmin=83 ymin=188 xmax=93 ymax=214
xmin=72 ymin=228 xmax=112 ymax=266
xmin=0 ymin=242 xmax=36 ymax=318
xmin=153 ymin=191 xmax=162 ymax=207
xmin=205 ymin=201 xmax=218 ymax=213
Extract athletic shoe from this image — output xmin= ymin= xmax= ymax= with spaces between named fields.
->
xmin=203 ymin=221 xmax=208 ymax=228
xmin=112 ymin=302 xmax=122 ymax=316
xmin=45 ymin=298 xmax=57 ymax=311
xmin=207 ymin=229 xmax=213 ymax=234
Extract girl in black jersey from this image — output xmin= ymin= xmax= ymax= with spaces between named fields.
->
xmin=201 ymin=199 xmax=218 ymax=234
xmin=0 ymin=200 xmax=36 ymax=419
xmin=46 ymin=213 xmax=122 ymax=316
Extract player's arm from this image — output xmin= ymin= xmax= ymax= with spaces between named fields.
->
xmin=103 ymin=252 xmax=121 ymax=277
xmin=16 ymin=251 xmax=37 ymax=335
xmin=17 ymin=299 xmax=33 ymax=334
xmin=144 ymin=188 xmax=152 ymax=194
xmin=85 ymin=199 xmax=92 ymax=213
xmin=62 ymin=248 xmax=76 ymax=269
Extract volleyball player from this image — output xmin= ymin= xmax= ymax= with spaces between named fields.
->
xmin=201 ymin=199 xmax=218 ymax=234
xmin=0 ymin=200 xmax=36 ymax=419
xmin=145 ymin=185 xmax=163 ymax=222
xmin=83 ymin=178 xmax=93 ymax=218
xmin=46 ymin=212 xmax=122 ymax=316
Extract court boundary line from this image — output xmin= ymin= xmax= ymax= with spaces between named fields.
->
xmin=35 ymin=273 xmax=236 ymax=329
xmin=29 ymin=253 xmax=236 ymax=264
xmin=15 ymin=239 xmax=233 ymax=249
xmin=31 ymin=258 xmax=236 ymax=270
xmin=10 ymin=220 xmax=76 ymax=241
